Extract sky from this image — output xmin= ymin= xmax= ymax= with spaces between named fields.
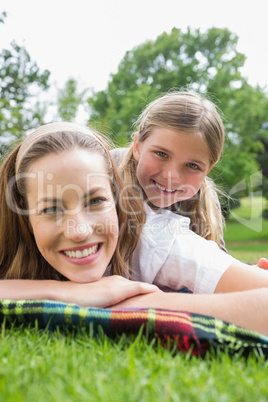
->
xmin=1 ymin=0 xmax=268 ymax=95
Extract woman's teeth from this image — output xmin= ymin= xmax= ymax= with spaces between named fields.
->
xmin=154 ymin=181 xmax=177 ymax=193
xmin=63 ymin=244 xmax=99 ymax=259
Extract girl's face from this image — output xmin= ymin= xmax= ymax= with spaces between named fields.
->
xmin=133 ymin=127 xmax=213 ymax=208
xmin=26 ymin=149 xmax=118 ymax=283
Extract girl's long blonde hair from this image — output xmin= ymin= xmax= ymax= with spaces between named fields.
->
xmin=121 ymin=91 xmax=225 ymax=247
xmin=0 ymin=122 xmax=145 ymax=280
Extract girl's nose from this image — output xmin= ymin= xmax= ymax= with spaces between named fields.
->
xmin=63 ymin=213 xmax=94 ymax=242
xmin=161 ymin=165 xmax=182 ymax=183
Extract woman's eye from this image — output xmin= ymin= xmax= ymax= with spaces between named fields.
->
xmin=87 ymin=197 xmax=106 ymax=207
xmin=40 ymin=206 xmax=60 ymax=215
xmin=187 ymin=162 xmax=200 ymax=170
xmin=156 ymin=151 xmax=168 ymax=158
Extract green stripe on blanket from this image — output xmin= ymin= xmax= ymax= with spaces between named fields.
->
xmin=1 ymin=299 xmax=268 ymax=357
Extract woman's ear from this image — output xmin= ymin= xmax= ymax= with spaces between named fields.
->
xmin=133 ymin=132 xmax=141 ymax=162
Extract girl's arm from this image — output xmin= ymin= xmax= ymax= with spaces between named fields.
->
xmin=214 ymin=262 xmax=268 ymax=293
xmin=112 ymin=288 xmax=268 ymax=336
xmin=0 ymin=276 xmax=160 ymax=308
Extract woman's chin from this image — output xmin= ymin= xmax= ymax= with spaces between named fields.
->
xmin=64 ymin=272 xmax=103 ymax=284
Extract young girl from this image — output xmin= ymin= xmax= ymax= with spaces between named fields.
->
xmin=1 ymin=122 xmax=268 ymax=336
xmin=112 ymin=90 xmax=267 ymax=269
xmin=112 ymin=91 xmax=225 ymax=246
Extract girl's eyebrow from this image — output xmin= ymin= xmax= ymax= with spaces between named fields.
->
xmin=150 ymin=145 xmax=172 ymax=154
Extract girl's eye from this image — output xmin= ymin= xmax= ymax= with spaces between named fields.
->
xmin=187 ymin=162 xmax=200 ymax=170
xmin=156 ymin=151 xmax=168 ymax=158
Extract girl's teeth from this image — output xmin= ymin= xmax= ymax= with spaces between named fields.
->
xmin=155 ymin=181 xmax=176 ymax=193
xmin=64 ymin=245 xmax=99 ymax=259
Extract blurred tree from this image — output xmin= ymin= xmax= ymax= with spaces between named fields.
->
xmin=87 ymin=27 xmax=246 ymax=139
xmin=87 ymin=27 xmax=268 ymax=194
xmin=258 ymin=136 xmax=268 ymax=193
xmin=0 ymin=14 xmax=50 ymax=156
xmin=57 ymin=78 xmax=88 ymax=121
xmin=0 ymin=10 xmax=7 ymax=23
xmin=257 ymin=130 xmax=268 ymax=218
xmin=210 ymin=83 xmax=268 ymax=190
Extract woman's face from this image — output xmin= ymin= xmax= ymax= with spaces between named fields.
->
xmin=26 ymin=148 xmax=118 ymax=283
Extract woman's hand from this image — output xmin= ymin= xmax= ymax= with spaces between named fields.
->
xmin=51 ymin=276 xmax=161 ymax=307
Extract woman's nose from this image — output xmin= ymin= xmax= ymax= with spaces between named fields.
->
xmin=63 ymin=212 xmax=94 ymax=242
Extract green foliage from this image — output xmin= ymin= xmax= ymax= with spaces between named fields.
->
xmin=57 ymin=78 xmax=88 ymax=121
xmin=0 ymin=11 xmax=7 ymax=24
xmin=257 ymin=134 xmax=268 ymax=203
xmin=0 ymin=41 xmax=50 ymax=156
xmin=1 ymin=20 xmax=268 ymax=195
xmin=87 ymin=27 xmax=245 ymax=141
xmin=87 ymin=27 xmax=268 ymax=193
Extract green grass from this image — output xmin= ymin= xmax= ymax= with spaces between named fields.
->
xmin=224 ymin=197 xmax=268 ymax=262
xmin=1 ymin=325 xmax=268 ymax=402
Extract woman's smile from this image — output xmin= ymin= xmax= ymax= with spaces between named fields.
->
xmin=61 ymin=242 xmax=100 ymax=259
xmin=61 ymin=242 xmax=102 ymax=265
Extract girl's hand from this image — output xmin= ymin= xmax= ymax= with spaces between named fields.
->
xmin=55 ymin=276 xmax=161 ymax=308
xmin=256 ymin=258 xmax=268 ymax=270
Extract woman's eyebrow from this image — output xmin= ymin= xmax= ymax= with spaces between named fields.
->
xmin=36 ymin=197 xmax=61 ymax=205
xmin=36 ymin=186 xmax=107 ymax=205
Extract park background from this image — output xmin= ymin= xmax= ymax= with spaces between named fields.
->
xmin=1 ymin=1 xmax=268 ymax=400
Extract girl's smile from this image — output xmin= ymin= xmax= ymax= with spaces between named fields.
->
xmin=26 ymin=149 xmax=118 ymax=283
xmin=133 ymin=127 xmax=213 ymax=208
xmin=153 ymin=179 xmax=181 ymax=194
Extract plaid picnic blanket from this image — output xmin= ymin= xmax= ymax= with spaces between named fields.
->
xmin=1 ymin=299 xmax=268 ymax=357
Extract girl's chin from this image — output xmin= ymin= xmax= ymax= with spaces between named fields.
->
xmin=149 ymin=196 xmax=192 ymax=209
xmin=149 ymin=199 xmax=177 ymax=208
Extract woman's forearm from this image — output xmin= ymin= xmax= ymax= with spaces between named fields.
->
xmin=0 ymin=277 xmax=160 ymax=308
xmin=112 ymin=288 xmax=268 ymax=336
xmin=0 ymin=280 xmax=57 ymax=300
